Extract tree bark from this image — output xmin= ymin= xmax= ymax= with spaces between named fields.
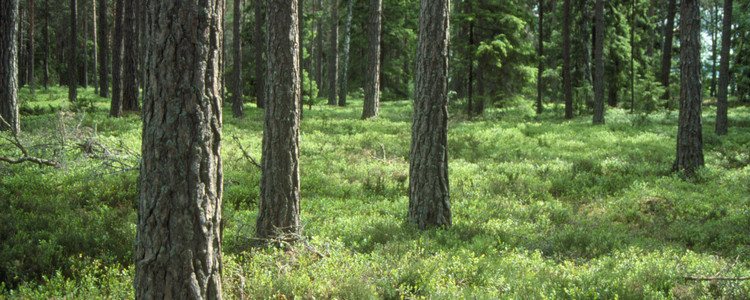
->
xmin=593 ymin=0 xmax=605 ymax=124
xmin=256 ymin=0 xmax=301 ymax=239
xmin=122 ymin=0 xmax=138 ymax=111
xmin=715 ymin=0 xmax=732 ymax=135
xmin=43 ymin=0 xmax=48 ymax=90
xmin=97 ymin=0 xmax=108 ymax=97
xmin=110 ymin=0 xmax=123 ymax=117
xmin=338 ymin=0 xmax=352 ymax=107
xmin=409 ymin=0 xmax=451 ymax=230
xmin=254 ymin=0 xmax=265 ymax=108
xmin=136 ymin=0 xmax=224 ymax=298
xmin=28 ymin=0 xmax=34 ymax=95
xmin=362 ymin=0 xmax=381 ymax=119
xmin=68 ymin=0 xmax=77 ymax=102
xmin=1 ymin=0 xmax=20 ymax=134
xmin=327 ymin=0 xmax=339 ymax=105
xmin=232 ymin=0 xmax=244 ymax=118
xmin=710 ymin=2 xmax=718 ymax=97
xmin=536 ymin=0 xmax=543 ymax=114
xmin=673 ymin=0 xmax=704 ymax=176
xmin=660 ymin=0 xmax=676 ymax=103
xmin=562 ymin=0 xmax=573 ymax=119
xmin=92 ymin=0 xmax=98 ymax=95
xmin=314 ymin=0 xmax=323 ymax=95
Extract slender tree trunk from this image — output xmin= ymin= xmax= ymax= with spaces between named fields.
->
xmin=338 ymin=0 xmax=352 ymax=107
xmin=710 ymin=1 xmax=718 ymax=97
xmin=562 ymin=0 xmax=573 ymax=119
xmin=630 ymin=0 xmax=635 ymax=113
xmin=362 ymin=0 xmax=381 ymax=119
xmin=715 ymin=0 xmax=732 ymax=135
xmin=136 ymin=0 xmax=224 ymax=297
xmin=254 ymin=0 xmax=265 ymax=108
xmin=580 ymin=0 xmax=592 ymax=101
xmin=673 ymin=0 xmax=704 ymax=176
xmin=536 ymin=0 xmax=543 ymax=114
xmin=327 ymin=0 xmax=339 ymax=105
xmin=28 ymin=0 xmax=34 ymax=95
xmin=660 ymin=0 xmax=676 ymax=103
xmin=122 ymin=0 xmax=138 ymax=111
xmin=1 ymin=0 xmax=20 ymax=134
xmin=82 ymin=9 xmax=87 ymax=88
xmin=18 ymin=4 xmax=26 ymax=88
xmin=68 ymin=0 xmax=77 ymax=102
xmin=299 ymin=0 xmax=304 ymax=118
xmin=467 ymin=21 xmax=474 ymax=118
xmin=92 ymin=0 xmax=97 ymax=95
xmin=593 ymin=0 xmax=605 ymax=124
xmin=232 ymin=0 xmax=244 ymax=118
xmin=110 ymin=0 xmax=123 ymax=117
xmin=97 ymin=0 xmax=108 ymax=97
xmin=43 ymin=0 xmax=48 ymax=90
xmin=314 ymin=0 xmax=323 ymax=95
xmin=256 ymin=0 xmax=301 ymax=240
xmin=409 ymin=0 xmax=451 ymax=230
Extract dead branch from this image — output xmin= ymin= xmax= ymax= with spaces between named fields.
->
xmin=0 ymin=116 xmax=60 ymax=168
xmin=232 ymin=135 xmax=261 ymax=169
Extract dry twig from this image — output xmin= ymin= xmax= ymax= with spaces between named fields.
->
xmin=232 ymin=135 xmax=261 ymax=169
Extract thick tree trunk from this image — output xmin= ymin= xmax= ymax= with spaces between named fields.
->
xmin=92 ymin=0 xmax=98 ymax=95
xmin=136 ymin=0 xmax=224 ymax=298
xmin=362 ymin=0 xmax=381 ymax=119
xmin=28 ymin=0 xmax=34 ymax=95
xmin=97 ymin=0 xmax=108 ymax=97
xmin=593 ymin=0 xmax=605 ymax=124
xmin=536 ymin=0 xmax=543 ymax=114
xmin=110 ymin=0 xmax=123 ymax=117
xmin=562 ymin=0 xmax=573 ymax=119
xmin=673 ymin=0 xmax=704 ymax=176
xmin=1 ymin=0 xmax=20 ymax=134
xmin=232 ymin=0 xmax=244 ymax=118
xmin=256 ymin=0 xmax=301 ymax=239
xmin=254 ymin=0 xmax=265 ymax=108
xmin=122 ymin=0 xmax=138 ymax=111
xmin=409 ymin=0 xmax=451 ymax=230
xmin=68 ymin=0 xmax=77 ymax=102
xmin=338 ymin=0 xmax=352 ymax=107
xmin=715 ymin=0 xmax=732 ymax=135
xmin=660 ymin=0 xmax=676 ymax=103
xmin=43 ymin=0 xmax=48 ymax=90
xmin=327 ymin=0 xmax=339 ymax=105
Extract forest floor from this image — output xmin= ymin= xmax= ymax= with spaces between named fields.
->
xmin=2 ymin=87 xmax=750 ymax=299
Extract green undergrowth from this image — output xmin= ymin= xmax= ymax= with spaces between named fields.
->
xmin=2 ymin=87 xmax=750 ymax=298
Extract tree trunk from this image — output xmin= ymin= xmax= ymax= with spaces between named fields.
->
xmin=68 ymin=0 xmax=77 ymax=102
xmin=338 ymin=0 xmax=352 ymax=107
xmin=1 ymin=0 xmax=20 ymax=134
xmin=82 ymin=9 xmax=88 ymax=88
xmin=254 ymin=0 xmax=265 ymax=108
xmin=409 ymin=0 xmax=451 ymax=230
xmin=298 ymin=0 xmax=304 ymax=118
xmin=580 ymin=0 xmax=592 ymax=102
xmin=629 ymin=0 xmax=635 ymax=113
xmin=327 ymin=0 xmax=338 ymax=105
xmin=715 ymin=0 xmax=732 ymax=135
xmin=232 ymin=0 xmax=244 ymax=118
xmin=660 ymin=0 xmax=676 ymax=103
xmin=536 ymin=0 xmax=543 ymax=114
xmin=122 ymin=0 xmax=138 ymax=111
xmin=314 ymin=0 xmax=323 ymax=95
xmin=256 ymin=0 xmax=301 ymax=239
xmin=43 ymin=0 xmax=48 ymax=90
xmin=592 ymin=0 xmax=605 ymax=124
xmin=28 ymin=0 xmax=34 ymax=95
xmin=673 ymin=0 xmax=704 ymax=176
xmin=110 ymin=0 xmax=123 ymax=117
xmin=467 ymin=21 xmax=473 ymax=118
xmin=92 ymin=0 xmax=98 ymax=95
xmin=97 ymin=0 xmax=108 ymax=97
xmin=362 ymin=0 xmax=381 ymax=119
xmin=562 ymin=0 xmax=573 ymax=119
xmin=710 ymin=2 xmax=718 ymax=97
xmin=136 ymin=0 xmax=224 ymax=298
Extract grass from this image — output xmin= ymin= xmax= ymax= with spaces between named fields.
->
xmin=2 ymin=86 xmax=750 ymax=299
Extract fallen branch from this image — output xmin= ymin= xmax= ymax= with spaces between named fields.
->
xmin=683 ymin=276 xmax=750 ymax=281
xmin=0 ymin=115 xmax=60 ymax=168
xmin=232 ymin=135 xmax=261 ymax=169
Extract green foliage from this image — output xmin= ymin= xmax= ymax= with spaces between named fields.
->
xmin=3 ymin=88 xmax=750 ymax=298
